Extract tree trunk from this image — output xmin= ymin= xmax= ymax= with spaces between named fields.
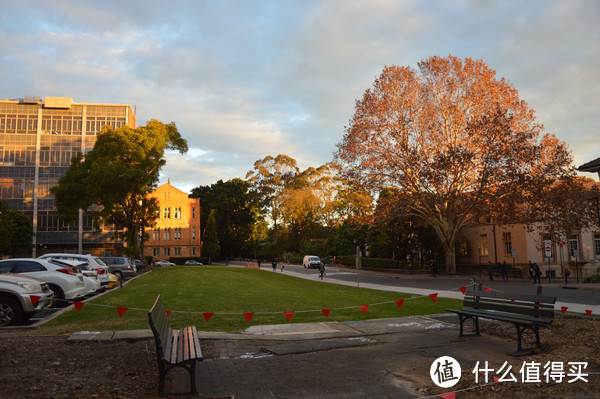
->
xmin=444 ymin=244 xmax=457 ymax=274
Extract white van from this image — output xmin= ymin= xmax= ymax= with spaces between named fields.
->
xmin=38 ymin=253 xmax=110 ymax=290
xmin=302 ymin=255 xmax=322 ymax=269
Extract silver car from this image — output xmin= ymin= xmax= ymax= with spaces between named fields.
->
xmin=0 ymin=258 xmax=87 ymax=305
xmin=0 ymin=273 xmax=54 ymax=326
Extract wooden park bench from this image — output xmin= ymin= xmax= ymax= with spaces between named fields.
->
xmin=148 ymin=295 xmax=203 ymax=395
xmin=446 ymin=285 xmax=556 ymax=355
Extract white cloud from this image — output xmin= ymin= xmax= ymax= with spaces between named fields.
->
xmin=1 ymin=0 xmax=598 ymax=188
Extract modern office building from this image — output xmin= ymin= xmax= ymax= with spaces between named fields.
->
xmin=0 ymin=96 xmax=136 ymax=256
xmin=144 ymin=181 xmax=202 ymax=261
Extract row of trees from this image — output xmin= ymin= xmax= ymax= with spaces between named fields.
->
xmin=197 ymin=55 xmax=598 ymax=270
xmin=48 ymin=55 xmax=598 ymax=270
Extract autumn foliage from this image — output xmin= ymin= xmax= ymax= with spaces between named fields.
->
xmin=335 ymin=55 xmax=576 ymax=272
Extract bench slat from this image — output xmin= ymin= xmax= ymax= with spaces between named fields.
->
xmin=465 ymin=288 xmax=556 ymax=304
xmin=463 ymin=299 xmax=555 ymax=319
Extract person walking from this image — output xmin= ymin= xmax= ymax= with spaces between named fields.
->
xmin=272 ymin=259 xmax=277 ymax=271
xmin=501 ymin=261 xmax=509 ymax=282
xmin=562 ymin=264 xmax=570 ymax=284
xmin=319 ymin=262 xmax=325 ymax=280
xmin=534 ymin=263 xmax=542 ymax=284
xmin=528 ymin=261 xmax=535 ymax=282
xmin=487 ymin=261 xmax=494 ymax=281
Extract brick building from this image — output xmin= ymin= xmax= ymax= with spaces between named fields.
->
xmin=144 ymin=181 xmax=201 ymax=261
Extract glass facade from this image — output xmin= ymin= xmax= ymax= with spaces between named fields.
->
xmin=0 ymin=97 xmax=136 ymax=255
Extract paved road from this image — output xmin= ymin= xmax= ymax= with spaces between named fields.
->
xmin=241 ymin=263 xmax=600 ymax=315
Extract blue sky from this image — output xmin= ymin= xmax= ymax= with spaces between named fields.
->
xmin=1 ymin=0 xmax=599 ymax=192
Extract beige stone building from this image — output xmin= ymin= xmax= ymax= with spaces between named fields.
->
xmin=144 ymin=181 xmax=201 ymax=261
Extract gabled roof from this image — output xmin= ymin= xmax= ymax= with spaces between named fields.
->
xmin=578 ymin=157 xmax=600 ymax=173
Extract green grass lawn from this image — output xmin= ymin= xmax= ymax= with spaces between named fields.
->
xmin=38 ymin=266 xmax=462 ymax=334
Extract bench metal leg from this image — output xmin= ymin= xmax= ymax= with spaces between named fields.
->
xmin=188 ymin=360 xmax=199 ymax=396
xmin=157 ymin=362 xmax=200 ymax=396
xmin=512 ymin=324 xmax=540 ymax=356
xmin=158 ymin=363 xmax=167 ymax=394
xmin=458 ymin=314 xmax=479 ymax=337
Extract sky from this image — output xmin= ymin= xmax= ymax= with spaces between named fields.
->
xmin=1 ymin=0 xmax=599 ymax=193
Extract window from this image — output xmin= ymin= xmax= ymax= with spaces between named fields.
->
xmin=153 ymin=228 xmax=160 ymax=241
xmin=174 ymin=248 xmax=181 ymax=256
xmin=192 ymin=207 xmax=196 ymax=219
xmin=569 ymin=234 xmax=579 ymax=258
xmin=192 ymin=247 xmax=196 ymax=256
xmin=480 ymin=235 xmax=488 ymax=256
xmin=595 ymin=233 xmax=600 ymax=258
xmin=163 ymin=248 xmax=170 ymax=256
xmin=174 ymin=227 xmax=181 ymax=240
xmin=15 ymin=261 xmax=46 ymax=273
xmin=164 ymin=228 xmax=171 ymax=240
xmin=502 ymin=232 xmax=512 ymax=255
xmin=153 ymin=248 xmax=160 ymax=256
xmin=192 ymin=228 xmax=196 ymax=241
xmin=163 ymin=207 xmax=171 ymax=218
xmin=174 ymin=207 xmax=181 ymax=219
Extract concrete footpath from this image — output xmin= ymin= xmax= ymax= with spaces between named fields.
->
xmin=71 ymin=314 xmax=518 ymax=398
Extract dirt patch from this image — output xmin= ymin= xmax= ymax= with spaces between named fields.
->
xmin=418 ymin=314 xmax=600 ymax=398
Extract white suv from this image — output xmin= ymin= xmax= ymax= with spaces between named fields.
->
xmin=38 ymin=253 xmax=110 ymax=290
xmin=0 ymin=258 xmax=87 ymax=304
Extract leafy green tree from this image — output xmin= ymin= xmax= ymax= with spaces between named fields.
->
xmin=51 ymin=120 xmax=187 ymax=258
xmin=190 ymin=178 xmax=259 ymax=258
xmin=0 ymin=201 xmax=34 ymax=257
xmin=202 ymin=209 xmax=220 ymax=264
xmin=246 ymin=154 xmax=299 ymax=228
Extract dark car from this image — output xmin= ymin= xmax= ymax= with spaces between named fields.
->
xmin=134 ymin=259 xmax=147 ymax=271
xmin=100 ymin=257 xmax=137 ymax=280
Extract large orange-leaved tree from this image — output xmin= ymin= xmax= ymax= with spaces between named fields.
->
xmin=335 ymin=55 xmax=575 ymax=272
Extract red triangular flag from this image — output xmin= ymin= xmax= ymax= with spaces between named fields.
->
xmin=459 ymin=286 xmax=467 ymax=295
xmin=116 ymin=307 xmax=128 ymax=317
xmin=483 ymin=286 xmax=492 ymax=292
xmin=438 ymin=393 xmax=456 ymax=399
xmin=73 ymin=301 xmax=85 ymax=312
xmin=203 ymin=312 xmax=214 ymax=322
xmin=586 ymin=310 xmax=592 ymax=316
xmin=244 ymin=313 xmax=254 ymax=323
xmin=493 ymin=376 xmax=500 ymax=383
xmin=395 ymin=299 xmax=404 ymax=310
xmin=511 ymin=299 xmax=515 ymax=302
xmin=284 ymin=311 xmax=294 ymax=322
xmin=322 ymin=309 xmax=331 ymax=318
xmin=359 ymin=304 xmax=369 ymax=314
xmin=429 ymin=293 xmax=438 ymax=303
xmin=165 ymin=310 xmax=172 ymax=317
xmin=561 ymin=306 xmax=568 ymax=313
xmin=30 ymin=295 xmax=40 ymax=306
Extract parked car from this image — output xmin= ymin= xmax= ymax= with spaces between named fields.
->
xmin=107 ymin=273 xmax=118 ymax=289
xmin=38 ymin=253 xmax=110 ymax=290
xmin=50 ymin=259 xmax=101 ymax=296
xmin=0 ymin=273 xmax=54 ymax=326
xmin=134 ymin=259 xmax=148 ymax=271
xmin=153 ymin=260 xmax=175 ymax=267
xmin=184 ymin=260 xmax=203 ymax=265
xmin=99 ymin=257 xmax=137 ymax=280
xmin=302 ymin=255 xmax=322 ymax=269
xmin=0 ymin=258 xmax=87 ymax=304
